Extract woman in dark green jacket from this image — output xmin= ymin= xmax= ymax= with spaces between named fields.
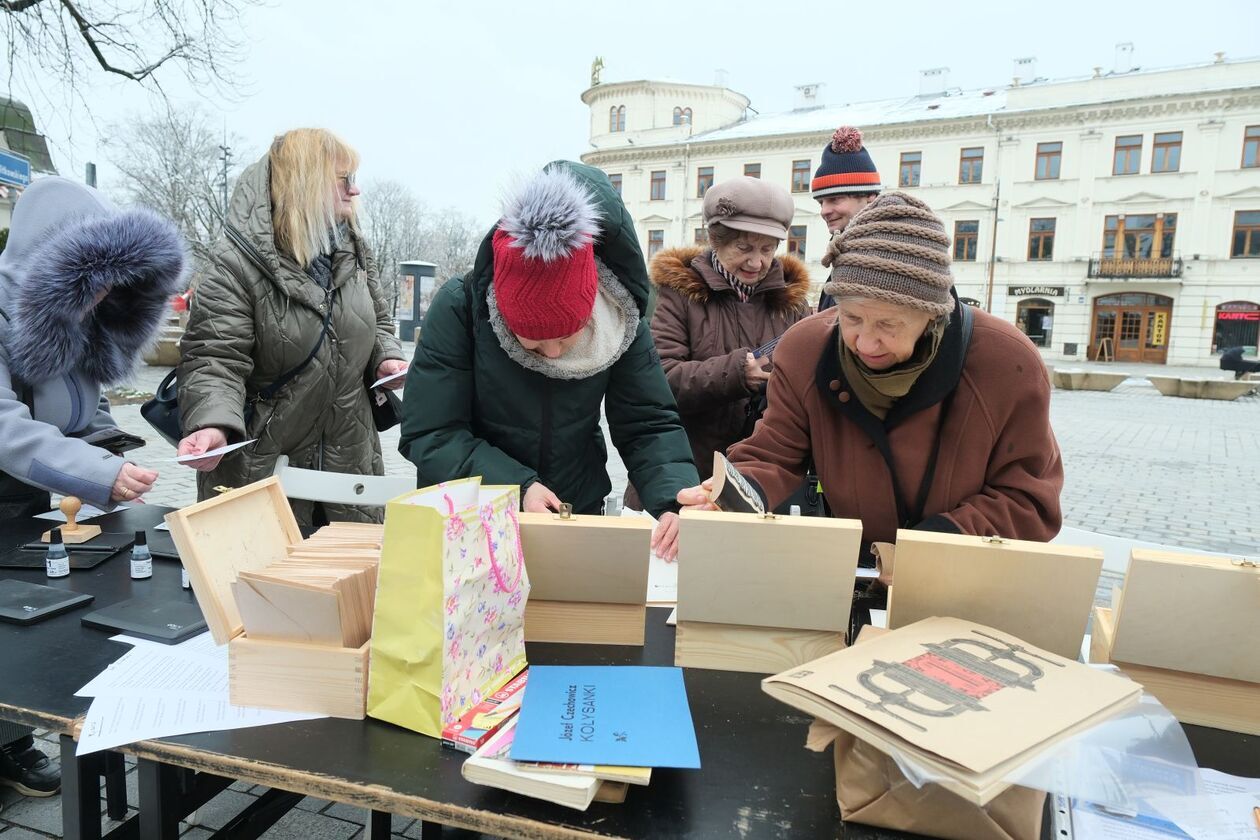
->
xmin=398 ymin=162 xmax=698 ymax=558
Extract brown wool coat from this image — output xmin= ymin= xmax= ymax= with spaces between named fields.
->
xmin=649 ymin=247 xmax=812 ymax=479
xmin=727 ymin=305 xmax=1064 ymax=546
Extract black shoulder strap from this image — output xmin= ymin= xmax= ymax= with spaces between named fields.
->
xmin=0 ymin=304 xmax=34 ymax=410
xmin=256 ymin=289 xmax=336 ymax=403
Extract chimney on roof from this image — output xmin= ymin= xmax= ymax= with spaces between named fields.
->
xmin=919 ymin=67 xmax=949 ymax=96
xmin=714 ymin=68 xmax=729 ymax=88
xmin=794 ymin=83 xmax=822 ymax=109
xmin=1013 ymin=56 xmax=1037 ymax=86
xmin=1214 ymin=51 xmax=1226 ymax=64
xmin=1114 ymin=42 xmax=1135 ymax=74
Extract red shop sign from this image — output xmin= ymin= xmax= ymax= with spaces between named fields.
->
xmin=1217 ymin=312 xmax=1260 ymax=321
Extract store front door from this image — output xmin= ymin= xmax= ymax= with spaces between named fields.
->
xmin=1089 ymin=293 xmax=1173 ymax=363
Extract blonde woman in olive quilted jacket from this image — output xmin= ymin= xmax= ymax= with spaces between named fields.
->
xmin=175 ymin=129 xmax=405 ymax=525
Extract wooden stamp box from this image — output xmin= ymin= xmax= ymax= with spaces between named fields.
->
xmin=1091 ymin=549 xmax=1260 ymax=734
xmin=675 ymin=510 xmax=862 ymax=674
xmin=165 ymin=477 xmax=371 ymax=719
xmin=887 ymin=530 xmax=1103 ymax=661
xmin=517 ymin=509 xmax=651 ymax=645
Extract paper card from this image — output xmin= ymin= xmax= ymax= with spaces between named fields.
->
xmin=510 ymin=666 xmax=700 ymax=769
xmin=370 ymin=369 xmax=408 ymax=389
xmin=174 ymin=439 xmax=256 ymax=463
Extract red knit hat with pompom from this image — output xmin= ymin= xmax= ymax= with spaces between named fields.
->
xmin=811 ymin=125 xmax=882 ymax=200
xmin=492 ymin=166 xmax=601 ymax=340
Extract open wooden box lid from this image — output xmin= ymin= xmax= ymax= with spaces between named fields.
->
xmin=518 ymin=511 xmax=652 ymax=605
xmin=164 ymin=477 xmax=303 ymax=645
xmin=888 ymin=530 xmax=1104 ymax=660
xmin=1111 ymin=548 xmax=1259 ymax=682
xmin=677 ymin=510 xmax=862 ymax=631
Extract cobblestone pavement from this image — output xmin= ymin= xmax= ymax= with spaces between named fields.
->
xmin=2 ymin=353 xmax=1255 ymax=838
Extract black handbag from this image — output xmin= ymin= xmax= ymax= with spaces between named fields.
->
xmin=364 ymin=367 xmax=403 ymax=432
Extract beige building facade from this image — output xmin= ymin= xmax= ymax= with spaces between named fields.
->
xmin=580 ymin=55 xmax=1260 ymax=366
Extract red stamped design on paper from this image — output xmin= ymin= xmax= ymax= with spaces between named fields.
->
xmin=904 ymin=652 xmax=1002 ymax=699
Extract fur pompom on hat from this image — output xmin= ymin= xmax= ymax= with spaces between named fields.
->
xmin=493 ymin=166 xmax=601 ymax=340
xmin=822 ymin=191 xmax=954 ymax=317
xmin=812 ymin=125 xmax=882 ymax=200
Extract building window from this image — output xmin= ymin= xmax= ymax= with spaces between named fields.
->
xmin=608 ymin=173 xmax=622 ymax=196
xmin=608 ymin=105 xmax=625 ymax=132
xmin=1035 ymin=142 xmax=1062 ymax=180
xmin=1103 ymin=213 xmax=1177 ymax=259
xmin=953 ymin=220 xmax=979 ymax=261
xmin=1151 ymin=131 xmax=1182 ymax=173
xmin=744 ymin=162 xmax=761 ymax=179
xmin=899 ymin=152 xmax=922 ymax=187
xmin=695 ymin=227 xmax=709 ymax=246
xmin=958 ymin=147 xmax=984 ymax=184
xmin=1232 ymin=210 xmax=1260 ymax=258
xmin=1028 ymin=218 xmax=1056 ymax=261
xmin=650 ymin=170 xmax=666 ymax=201
xmin=647 ymin=229 xmax=664 ymax=258
xmin=791 ymin=159 xmax=811 ymax=193
xmin=1242 ymin=125 xmax=1260 ymax=168
xmin=671 ymin=106 xmax=692 ymax=126
xmin=1214 ymin=301 xmax=1260 ymax=354
xmin=787 ymin=225 xmax=807 ymax=258
xmin=1113 ymin=135 xmax=1142 ymax=175
xmin=696 ymin=166 xmax=714 ymax=198
xmin=1016 ymin=298 xmax=1055 ymax=348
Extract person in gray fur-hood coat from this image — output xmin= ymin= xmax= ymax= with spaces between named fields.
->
xmin=0 ymin=177 xmax=186 ymax=518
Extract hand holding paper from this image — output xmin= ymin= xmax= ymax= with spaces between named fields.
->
xmin=175 ymin=438 xmax=256 ymax=465
xmin=372 ymin=359 xmax=408 ymax=389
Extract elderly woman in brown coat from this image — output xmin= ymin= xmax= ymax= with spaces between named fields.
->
xmin=625 ymin=177 xmax=811 ymax=511
xmin=677 ymin=192 xmax=1063 ymax=552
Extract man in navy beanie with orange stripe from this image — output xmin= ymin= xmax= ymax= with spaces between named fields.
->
xmin=812 ymin=126 xmax=882 ymax=311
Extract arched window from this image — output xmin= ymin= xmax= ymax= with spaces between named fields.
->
xmin=672 ymin=106 xmax=682 ymax=126
xmin=672 ymin=106 xmax=692 ymax=126
xmin=1015 ymin=298 xmax=1056 ymax=348
xmin=608 ymin=105 xmax=625 ymax=132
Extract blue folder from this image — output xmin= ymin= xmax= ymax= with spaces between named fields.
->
xmin=509 ymin=665 xmax=700 ymax=769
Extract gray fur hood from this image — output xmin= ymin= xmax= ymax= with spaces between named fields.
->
xmin=0 ymin=177 xmax=186 ymax=385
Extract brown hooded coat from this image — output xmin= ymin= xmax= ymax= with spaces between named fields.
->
xmin=645 ymin=246 xmax=812 ymax=486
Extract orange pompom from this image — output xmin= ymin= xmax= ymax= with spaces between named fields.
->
xmin=831 ymin=126 xmax=864 ymax=153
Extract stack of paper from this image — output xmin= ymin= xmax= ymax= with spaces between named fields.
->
xmin=233 ymin=556 xmax=376 ymax=648
xmin=763 ymin=617 xmax=1142 ymax=806
xmin=76 ymin=633 xmax=323 ymax=755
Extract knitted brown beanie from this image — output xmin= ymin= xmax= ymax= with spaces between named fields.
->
xmin=821 ymin=191 xmax=954 ymax=317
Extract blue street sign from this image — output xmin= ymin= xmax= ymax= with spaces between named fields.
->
xmin=0 ymin=149 xmax=31 ymax=188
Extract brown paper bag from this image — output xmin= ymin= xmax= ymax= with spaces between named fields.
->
xmin=806 ymin=721 xmax=1044 ymax=840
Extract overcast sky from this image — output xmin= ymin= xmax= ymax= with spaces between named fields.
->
xmin=23 ymin=0 xmax=1257 ymax=225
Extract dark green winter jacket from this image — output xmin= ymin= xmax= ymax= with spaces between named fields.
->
xmin=398 ymin=161 xmax=698 ymax=517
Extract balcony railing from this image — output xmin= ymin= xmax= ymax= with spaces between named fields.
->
xmin=1087 ymin=254 xmax=1183 ymax=279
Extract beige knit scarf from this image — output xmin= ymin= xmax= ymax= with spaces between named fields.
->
xmin=838 ymin=320 xmax=945 ymax=420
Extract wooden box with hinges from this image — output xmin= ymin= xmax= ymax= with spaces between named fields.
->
xmin=517 ymin=504 xmax=652 ymax=646
xmin=674 ymin=509 xmax=862 ymax=674
xmin=1091 ymin=551 xmax=1260 ymax=734
xmin=164 ymin=477 xmax=385 ymax=719
xmin=886 ymin=530 xmax=1103 ymax=661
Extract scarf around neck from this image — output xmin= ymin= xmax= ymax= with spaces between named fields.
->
xmin=838 ymin=319 xmax=945 ymax=421
xmin=709 ymin=250 xmax=758 ymax=303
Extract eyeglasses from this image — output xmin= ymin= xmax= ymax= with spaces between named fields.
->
xmin=337 ymin=173 xmax=356 ymax=191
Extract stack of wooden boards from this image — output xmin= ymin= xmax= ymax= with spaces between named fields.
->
xmin=166 ymin=478 xmax=383 ymax=718
xmin=1091 ymin=548 xmax=1260 ymax=735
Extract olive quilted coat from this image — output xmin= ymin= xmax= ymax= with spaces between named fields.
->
xmin=177 ymin=156 xmax=404 ymax=523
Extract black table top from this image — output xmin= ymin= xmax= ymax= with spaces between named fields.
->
xmin=1 ymin=505 xmax=1256 ymax=839
xmin=0 ymin=506 xmax=188 ymax=730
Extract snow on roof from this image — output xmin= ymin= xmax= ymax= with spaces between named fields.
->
xmin=675 ymin=56 xmax=1260 ymax=147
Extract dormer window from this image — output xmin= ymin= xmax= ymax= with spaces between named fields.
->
xmin=608 ymin=105 xmax=626 ymax=132
xmin=672 ymin=106 xmax=692 ymax=126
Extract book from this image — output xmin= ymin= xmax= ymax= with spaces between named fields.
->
xmin=442 ymin=668 xmax=529 ymax=754
xmin=762 ymin=616 xmax=1142 ymax=806
xmin=510 ymin=665 xmax=700 ymax=769
xmin=707 ymin=452 xmax=764 ymax=515
xmin=461 ymin=716 xmax=601 ymax=811
xmin=516 ymin=760 xmax=652 ymax=786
